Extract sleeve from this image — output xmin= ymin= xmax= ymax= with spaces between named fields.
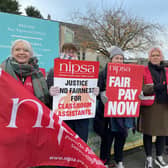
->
xmin=46 ymin=68 xmax=54 ymax=89
xmin=98 ymin=69 xmax=106 ymax=92
xmin=142 ymin=79 xmax=154 ymax=96
xmin=97 ymin=70 xmax=106 ymax=100
xmin=46 ymin=68 xmax=54 ymax=109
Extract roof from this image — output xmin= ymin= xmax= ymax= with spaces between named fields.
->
xmin=60 ymin=22 xmax=98 ymax=49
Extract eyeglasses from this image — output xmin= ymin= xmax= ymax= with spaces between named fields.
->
xmin=151 ymin=54 xmax=160 ymax=57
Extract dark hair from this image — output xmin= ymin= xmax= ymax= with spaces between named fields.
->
xmin=61 ymin=43 xmax=77 ymax=52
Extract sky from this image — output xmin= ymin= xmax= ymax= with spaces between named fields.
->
xmin=17 ymin=0 xmax=168 ymax=58
xmin=17 ymin=0 xmax=168 ymax=26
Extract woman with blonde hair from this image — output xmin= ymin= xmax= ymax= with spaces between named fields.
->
xmin=0 ymin=39 xmax=49 ymax=106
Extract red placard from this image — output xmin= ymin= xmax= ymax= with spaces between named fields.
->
xmin=104 ymin=63 xmax=144 ymax=117
xmin=54 ymin=58 xmax=99 ymax=79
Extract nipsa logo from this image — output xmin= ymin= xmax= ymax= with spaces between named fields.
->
xmin=59 ymin=61 xmax=95 ymax=74
xmin=6 ymin=98 xmax=66 ymax=145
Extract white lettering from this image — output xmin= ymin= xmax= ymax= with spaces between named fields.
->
xmin=125 ymin=77 xmax=130 ymax=87
xmin=117 ymin=102 xmax=125 ymax=115
xmin=108 ymin=101 xmax=138 ymax=116
xmin=109 ymin=76 xmax=115 ymax=87
xmin=114 ymin=77 xmax=121 ymax=87
xmin=118 ymin=89 xmax=137 ymax=100
xmin=109 ymin=76 xmax=131 ymax=87
xmin=108 ymin=101 xmax=117 ymax=115
xmin=6 ymin=98 xmax=68 ymax=145
xmin=126 ymin=102 xmax=138 ymax=115
xmin=124 ymin=89 xmax=131 ymax=100
xmin=6 ymin=98 xmax=43 ymax=128
xmin=57 ymin=118 xmax=63 ymax=145
xmin=131 ymin=89 xmax=137 ymax=100
xmin=59 ymin=62 xmax=95 ymax=74
xmin=46 ymin=110 xmax=55 ymax=129
xmin=118 ymin=89 xmax=125 ymax=100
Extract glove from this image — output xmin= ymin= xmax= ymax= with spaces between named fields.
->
xmin=100 ymin=91 xmax=108 ymax=104
xmin=93 ymin=86 xmax=99 ymax=96
xmin=49 ymin=86 xmax=60 ymax=96
xmin=138 ymin=91 xmax=144 ymax=100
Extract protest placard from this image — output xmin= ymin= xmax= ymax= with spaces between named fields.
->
xmin=53 ymin=59 xmax=99 ymax=120
xmin=104 ymin=63 xmax=144 ymax=117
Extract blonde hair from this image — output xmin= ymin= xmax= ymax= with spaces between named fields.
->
xmin=11 ymin=39 xmax=33 ymax=57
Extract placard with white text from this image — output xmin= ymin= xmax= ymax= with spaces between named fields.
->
xmin=104 ymin=63 xmax=144 ymax=117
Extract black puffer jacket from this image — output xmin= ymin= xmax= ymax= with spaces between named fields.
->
xmin=94 ymin=65 xmax=135 ymax=137
xmin=93 ymin=65 xmax=110 ymax=137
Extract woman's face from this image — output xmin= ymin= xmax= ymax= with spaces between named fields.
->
xmin=64 ymin=49 xmax=77 ymax=58
xmin=150 ymin=50 xmax=162 ymax=65
xmin=12 ymin=42 xmax=31 ymax=64
xmin=111 ymin=55 xmax=124 ymax=64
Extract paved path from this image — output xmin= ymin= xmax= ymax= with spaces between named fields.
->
xmin=108 ymin=146 xmax=168 ymax=168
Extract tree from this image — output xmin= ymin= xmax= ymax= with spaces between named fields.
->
xmin=72 ymin=7 xmax=162 ymax=57
xmin=25 ymin=6 xmax=43 ymax=19
xmin=0 ymin=0 xmax=21 ymax=14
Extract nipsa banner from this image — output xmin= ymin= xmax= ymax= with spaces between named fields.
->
xmin=0 ymin=68 xmax=105 ymax=168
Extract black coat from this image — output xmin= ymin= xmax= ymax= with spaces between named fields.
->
xmin=94 ymin=65 xmax=135 ymax=137
xmin=46 ymin=68 xmax=54 ymax=109
xmin=93 ymin=65 xmax=110 ymax=137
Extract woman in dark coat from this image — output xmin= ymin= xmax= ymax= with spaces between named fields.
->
xmin=138 ymin=47 xmax=168 ymax=168
xmin=94 ymin=46 xmax=134 ymax=168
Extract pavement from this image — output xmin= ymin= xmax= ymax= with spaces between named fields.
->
xmin=107 ymin=146 xmax=168 ymax=168
xmin=35 ymin=145 xmax=168 ymax=168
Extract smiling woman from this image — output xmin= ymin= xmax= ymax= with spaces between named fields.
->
xmin=11 ymin=39 xmax=33 ymax=64
xmin=0 ymin=39 xmax=49 ymax=106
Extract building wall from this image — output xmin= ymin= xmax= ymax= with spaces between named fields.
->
xmin=84 ymin=48 xmax=97 ymax=61
xmin=60 ymin=24 xmax=110 ymax=71
xmin=60 ymin=25 xmax=74 ymax=48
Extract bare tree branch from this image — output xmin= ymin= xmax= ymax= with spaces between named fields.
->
xmin=71 ymin=6 xmax=162 ymax=57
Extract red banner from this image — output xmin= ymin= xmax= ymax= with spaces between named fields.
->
xmin=0 ymin=69 xmax=105 ymax=168
xmin=104 ymin=63 xmax=144 ymax=117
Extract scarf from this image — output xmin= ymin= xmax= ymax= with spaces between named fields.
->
xmin=60 ymin=53 xmax=78 ymax=60
xmin=3 ymin=57 xmax=49 ymax=106
xmin=148 ymin=61 xmax=168 ymax=103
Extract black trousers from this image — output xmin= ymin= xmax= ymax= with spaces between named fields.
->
xmin=65 ymin=119 xmax=89 ymax=142
xmin=100 ymin=129 xmax=126 ymax=163
xmin=165 ymin=136 xmax=168 ymax=146
xmin=143 ymin=134 xmax=165 ymax=156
